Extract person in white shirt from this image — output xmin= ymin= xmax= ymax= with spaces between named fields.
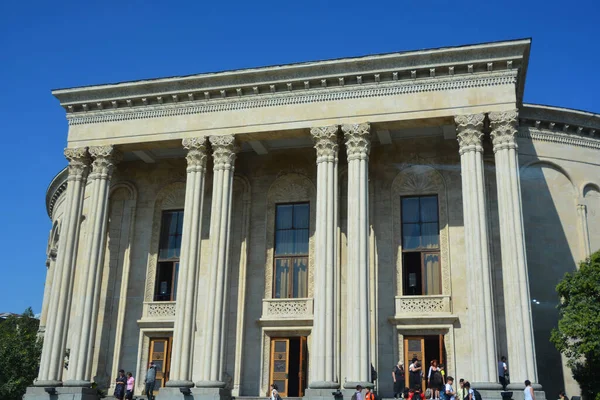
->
xmin=524 ymin=380 xmax=535 ymax=400
xmin=498 ymin=356 xmax=508 ymax=390
xmin=269 ymin=384 xmax=279 ymax=400
xmin=444 ymin=376 xmax=456 ymax=400
xmin=464 ymin=381 xmax=474 ymax=400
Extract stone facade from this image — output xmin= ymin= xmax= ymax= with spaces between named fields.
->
xmin=30 ymin=39 xmax=600 ymax=400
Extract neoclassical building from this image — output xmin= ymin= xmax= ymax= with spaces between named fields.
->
xmin=28 ymin=39 xmax=600 ymax=400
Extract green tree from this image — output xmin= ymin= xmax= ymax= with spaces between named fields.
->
xmin=551 ymin=250 xmax=600 ymax=400
xmin=0 ymin=308 xmax=42 ymax=400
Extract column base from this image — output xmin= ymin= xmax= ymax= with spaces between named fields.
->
xmin=24 ymin=386 xmax=97 ymax=400
xmin=310 ymin=381 xmax=341 ymax=389
xmin=62 ymin=380 xmax=92 ymax=387
xmin=305 ymin=388 xmax=362 ymax=400
xmin=505 ymin=384 xmax=545 ymax=400
xmin=472 ymin=382 xmax=504 ymax=391
xmin=33 ymin=380 xmax=62 ymax=387
xmin=157 ymin=387 xmax=231 ymax=400
xmin=166 ymin=380 xmax=195 ymax=388
xmin=343 ymin=381 xmax=374 ymax=389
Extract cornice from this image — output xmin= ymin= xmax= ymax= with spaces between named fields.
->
xmin=519 ymin=104 xmax=600 ymax=150
xmin=46 ymin=167 xmax=68 ymax=219
xmin=518 ymin=126 xmax=600 ymax=150
xmin=66 ymin=70 xmax=518 ymax=126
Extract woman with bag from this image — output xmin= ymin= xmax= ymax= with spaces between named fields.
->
xmin=114 ymin=369 xmax=127 ymax=400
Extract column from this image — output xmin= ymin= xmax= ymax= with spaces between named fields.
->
xmin=577 ymin=204 xmax=591 ymax=260
xmin=66 ymin=145 xmax=120 ymax=386
xmin=454 ymin=114 xmax=501 ymax=389
xmin=309 ymin=125 xmax=340 ymax=389
xmin=197 ymin=135 xmax=237 ymax=388
xmin=167 ymin=137 xmax=209 ymax=387
xmin=341 ymin=123 xmax=371 ymax=388
xmin=490 ymin=110 xmax=540 ymax=389
xmin=36 ymin=148 xmax=89 ymax=386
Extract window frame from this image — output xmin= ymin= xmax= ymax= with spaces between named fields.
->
xmin=273 ymin=202 xmax=310 ymax=299
xmin=154 ymin=209 xmax=184 ymax=302
xmin=400 ymin=195 xmax=441 ymax=296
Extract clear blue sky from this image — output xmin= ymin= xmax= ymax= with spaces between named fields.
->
xmin=0 ymin=0 xmax=598 ymax=314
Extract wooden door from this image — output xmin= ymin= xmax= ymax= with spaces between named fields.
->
xmin=299 ymin=336 xmax=307 ymax=397
xmin=404 ymin=337 xmax=426 ymax=390
xmin=148 ymin=337 xmax=172 ymax=392
xmin=270 ymin=339 xmax=290 ymax=397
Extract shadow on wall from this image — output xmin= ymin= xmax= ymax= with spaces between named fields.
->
xmin=520 ymin=160 xmax=579 ymax=398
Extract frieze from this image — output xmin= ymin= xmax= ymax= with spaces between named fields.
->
xmin=65 ymin=71 xmax=518 ymax=126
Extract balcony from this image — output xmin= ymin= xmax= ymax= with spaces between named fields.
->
xmin=391 ymin=295 xmax=457 ymax=324
xmin=141 ymin=301 xmax=176 ymax=321
xmin=259 ymin=298 xmax=313 ymax=326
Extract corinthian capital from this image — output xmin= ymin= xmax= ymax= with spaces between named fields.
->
xmin=89 ymin=145 xmax=121 ymax=180
xmin=310 ymin=125 xmax=339 ymax=164
xmin=454 ymin=114 xmax=485 ymax=154
xmin=489 ymin=110 xmax=519 ymax=152
xmin=209 ymin=135 xmax=237 ymax=171
xmin=64 ymin=147 xmax=90 ymax=179
xmin=183 ymin=137 xmax=208 ymax=171
xmin=342 ymin=123 xmax=371 ymax=161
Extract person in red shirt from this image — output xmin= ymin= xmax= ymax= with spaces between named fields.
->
xmin=365 ymin=387 xmax=376 ymax=400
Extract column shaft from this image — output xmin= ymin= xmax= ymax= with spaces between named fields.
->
xmin=490 ymin=110 xmax=539 ymax=388
xmin=455 ymin=115 xmax=500 ymax=388
xmin=168 ymin=137 xmax=208 ymax=387
xmin=67 ymin=146 xmax=119 ymax=385
xmin=36 ymin=148 xmax=89 ymax=386
xmin=310 ymin=126 xmax=339 ymax=388
xmin=197 ymin=135 xmax=237 ymax=387
xmin=342 ymin=123 xmax=371 ymax=387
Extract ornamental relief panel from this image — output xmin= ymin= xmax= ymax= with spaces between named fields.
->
xmin=391 ymin=165 xmax=451 ymax=296
xmin=144 ymin=182 xmax=186 ymax=302
xmin=264 ymin=173 xmax=316 ymax=299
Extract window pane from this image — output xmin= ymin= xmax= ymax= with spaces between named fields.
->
xmin=293 ymin=204 xmax=310 ymax=229
xmin=172 ymin=262 xmax=179 ymax=301
xmin=420 ymin=196 xmax=438 ymax=223
xmin=275 ymin=230 xmax=295 ymax=255
xmin=402 ymin=223 xmax=421 ymax=249
xmin=421 ymin=222 xmax=439 ymax=249
xmin=274 ymin=341 xmax=287 ymax=353
xmin=293 ymin=257 xmax=308 ymax=298
xmin=294 ymin=229 xmax=309 ymax=254
xmin=423 ymin=253 xmax=441 ymax=295
xmin=274 ymin=259 xmax=290 ymax=298
xmin=176 ymin=211 xmax=184 ymax=234
xmin=276 ymin=205 xmax=293 ymax=230
xmin=401 ymin=197 xmax=420 ymax=223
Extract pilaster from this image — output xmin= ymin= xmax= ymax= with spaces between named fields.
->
xmin=166 ymin=137 xmax=209 ymax=388
xmin=67 ymin=145 xmax=120 ymax=386
xmin=490 ymin=110 xmax=541 ymax=391
xmin=341 ymin=123 xmax=372 ymax=388
xmin=455 ymin=114 xmax=501 ymax=389
xmin=309 ymin=125 xmax=340 ymax=389
xmin=576 ymin=203 xmax=591 ymax=260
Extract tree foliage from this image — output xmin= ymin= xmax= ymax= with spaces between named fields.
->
xmin=551 ymin=250 xmax=600 ymax=400
xmin=0 ymin=308 xmax=42 ymax=400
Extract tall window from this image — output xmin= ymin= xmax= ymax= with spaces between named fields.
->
xmin=154 ymin=210 xmax=183 ymax=301
xmin=274 ymin=203 xmax=309 ymax=298
xmin=401 ymin=196 xmax=441 ymax=296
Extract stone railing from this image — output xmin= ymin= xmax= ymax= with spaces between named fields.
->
xmin=142 ymin=301 xmax=176 ymax=319
xmin=395 ymin=295 xmax=451 ymax=314
xmin=262 ymin=298 xmax=314 ymax=320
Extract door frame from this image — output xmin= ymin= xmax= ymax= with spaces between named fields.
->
xmin=261 ymin=328 xmax=312 ymax=398
xmin=395 ymin=325 xmax=456 ymax=390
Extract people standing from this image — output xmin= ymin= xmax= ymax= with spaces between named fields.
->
xmin=457 ymin=379 xmax=466 ymax=400
xmin=409 ymin=358 xmax=422 ymax=389
xmin=269 ymin=383 xmax=280 ymax=400
xmin=366 ymin=386 xmax=376 ymax=400
xmin=498 ymin=356 xmax=508 ymax=390
xmin=428 ymin=360 xmax=443 ymax=400
xmin=393 ymin=361 xmax=405 ymax=398
xmin=444 ymin=376 xmax=456 ymax=400
xmin=126 ymin=372 xmax=134 ymax=400
xmin=114 ymin=369 xmax=127 ymax=400
xmin=144 ymin=361 xmax=157 ymax=400
xmin=464 ymin=382 xmax=474 ymax=400
xmin=524 ymin=380 xmax=535 ymax=400
xmin=351 ymin=385 xmax=364 ymax=400
xmin=559 ymin=391 xmax=569 ymax=400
